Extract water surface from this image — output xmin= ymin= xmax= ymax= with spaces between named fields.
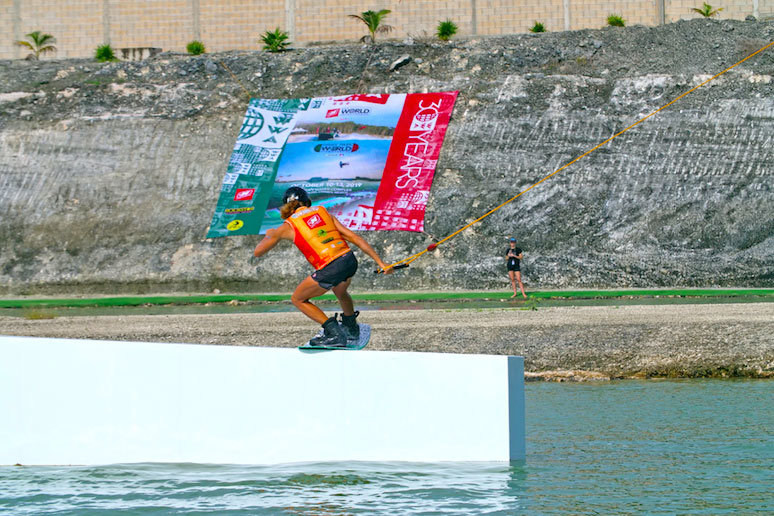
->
xmin=1 ymin=380 xmax=771 ymax=514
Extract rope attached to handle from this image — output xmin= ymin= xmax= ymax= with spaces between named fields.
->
xmin=381 ymin=40 xmax=774 ymax=271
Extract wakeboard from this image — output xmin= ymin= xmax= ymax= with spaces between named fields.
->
xmin=299 ymin=323 xmax=371 ymax=351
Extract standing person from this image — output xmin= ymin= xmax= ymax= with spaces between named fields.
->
xmin=253 ymin=187 xmax=392 ymax=346
xmin=506 ymin=237 xmax=527 ymax=299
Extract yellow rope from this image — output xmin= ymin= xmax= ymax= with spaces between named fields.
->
xmin=356 ymin=49 xmax=376 ymax=94
xmin=381 ymin=40 xmax=774 ymax=271
xmin=217 ymin=57 xmax=253 ymax=100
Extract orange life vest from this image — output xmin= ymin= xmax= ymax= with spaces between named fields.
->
xmin=285 ymin=205 xmax=351 ymax=270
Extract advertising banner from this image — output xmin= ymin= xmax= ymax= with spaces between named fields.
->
xmin=206 ymin=91 xmax=457 ymax=238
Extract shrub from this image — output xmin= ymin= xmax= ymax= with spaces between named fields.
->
xmin=15 ymin=31 xmax=57 ymax=60
xmin=186 ymin=40 xmax=206 ymax=55
xmin=607 ymin=14 xmax=626 ymax=27
xmin=436 ymin=19 xmax=458 ymax=41
xmin=95 ymin=43 xmax=116 ymax=62
xmin=261 ymin=28 xmax=291 ymax=52
xmin=692 ymin=3 xmax=723 ymax=17
xmin=348 ymin=9 xmax=394 ymax=43
xmin=530 ymin=21 xmax=547 ymax=33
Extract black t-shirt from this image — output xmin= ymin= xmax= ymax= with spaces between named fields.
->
xmin=505 ymin=247 xmax=522 ymax=267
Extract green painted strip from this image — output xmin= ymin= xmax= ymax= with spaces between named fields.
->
xmin=0 ymin=289 xmax=771 ymax=309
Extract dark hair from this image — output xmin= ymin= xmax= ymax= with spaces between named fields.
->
xmin=280 ymin=199 xmax=305 ymax=220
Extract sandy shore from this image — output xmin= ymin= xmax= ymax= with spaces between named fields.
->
xmin=1 ymin=303 xmax=772 ymax=380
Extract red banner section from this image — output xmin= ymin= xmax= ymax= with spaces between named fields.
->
xmin=369 ymin=91 xmax=458 ymax=231
xmin=335 ymin=94 xmax=391 ymax=105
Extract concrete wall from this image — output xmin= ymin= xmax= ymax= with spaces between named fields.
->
xmin=1 ymin=0 xmax=766 ymax=59
xmin=570 ymin=0 xmax=660 ymax=29
xmin=0 ymin=335 xmax=526 ymax=465
xmin=666 ymin=0 xmax=762 ymax=21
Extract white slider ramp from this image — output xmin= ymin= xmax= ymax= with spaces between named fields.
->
xmin=0 ymin=335 xmax=525 ymax=465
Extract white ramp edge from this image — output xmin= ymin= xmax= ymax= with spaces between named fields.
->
xmin=0 ymin=335 xmax=525 ymax=465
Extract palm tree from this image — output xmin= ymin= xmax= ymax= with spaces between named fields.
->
xmin=348 ymin=9 xmax=394 ymax=43
xmin=692 ymin=3 xmax=723 ymax=17
xmin=16 ymin=31 xmax=57 ymax=60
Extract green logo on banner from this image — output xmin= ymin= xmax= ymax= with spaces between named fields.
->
xmin=207 ymin=97 xmax=304 ymax=238
xmin=238 ymin=109 xmax=264 ymax=140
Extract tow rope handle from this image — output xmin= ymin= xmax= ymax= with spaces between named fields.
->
xmin=374 ymin=264 xmax=410 ymax=274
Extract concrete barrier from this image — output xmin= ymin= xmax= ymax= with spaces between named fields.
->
xmin=0 ymin=335 xmax=525 ymax=465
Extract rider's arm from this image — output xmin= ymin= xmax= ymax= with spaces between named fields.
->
xmin=332 ymin=217 xmax=392 ymax=273
xmin=253 ymin=223 xmax=293 ymax=257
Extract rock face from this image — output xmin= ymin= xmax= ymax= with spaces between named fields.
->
xmin=0 ymin=19 xmax=772 ymax=295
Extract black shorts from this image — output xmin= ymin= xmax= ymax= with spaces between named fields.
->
xmin=311 ymin=251 xmax=358 ymax=289
xmin=507 ymin=263 xmax=520 ymax=272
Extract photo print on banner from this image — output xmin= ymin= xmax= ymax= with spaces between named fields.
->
xmin=206 ymin=91 xmax=458 ymax=237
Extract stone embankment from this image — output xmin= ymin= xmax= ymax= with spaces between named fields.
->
xmin=0 ymin=19 xmax=772 ymax=294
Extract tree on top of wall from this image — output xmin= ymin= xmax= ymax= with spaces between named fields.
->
xmin=16 ymin=31 xmax=57 ymax=60
xmin=692 ymin=3 xmax=724 ymax=18
xmin=349 ymin=10 xmax=394 ymax=43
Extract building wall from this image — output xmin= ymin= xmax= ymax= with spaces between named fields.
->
xmin=200 ymin=0 xmax=285 ymax=52
xmin=292 ymin=1 xmax=476 ymax=43
xmin=1 ymin=1 xmax=16 ymax=58
xmin=108 ymin=0 xmax=192 ymax=51
xmin=4 ymin=0 xmax=104 ymax=59
xmin=666 ymin=0 xmax=764 ymax=21
xmin=477 ymin=0 xmax=566 ymax=35
xmin=0 ymin=0 xmax=763 ymax=59
xmin=570 ymin=0 xmax=660 ymax=29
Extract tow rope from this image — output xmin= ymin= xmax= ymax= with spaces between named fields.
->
xmin=377 ymin=40 xmax=774 ymax=274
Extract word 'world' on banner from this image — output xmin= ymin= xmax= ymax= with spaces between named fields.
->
xmin=206 ymin=91 xmax=459 ymax=238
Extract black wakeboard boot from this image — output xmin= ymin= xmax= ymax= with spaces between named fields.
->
xmin=340 ymin=311 xmax=360 ymax=341
xmin=309 ymin=316 xmax=349 ymax=347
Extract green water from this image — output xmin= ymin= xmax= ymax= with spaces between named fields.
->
xmin=1 ymin=380 xmax=771 ymax=514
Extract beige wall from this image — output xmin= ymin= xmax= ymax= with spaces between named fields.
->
xmin=3 ymin=0 xmax=104 ymax=59
xmin=1 ymin=0 xmax=764 ymax=60
xmin=570 ymin=0 xmax=660 ymax=29
xmin=200 ymin=0 xmax=285 ymax=51
xmin=1 ymin=1 xmax=15 ymax=58
xmin=109 ymin=0 xmax=193 ymax=50
xmin=292 ymin=1 xmax=476 ymax=43
xmin=666 ymin=0 xmax=761 ymax=21
xmin=478 ymin=0 xmax=566 ymax=34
